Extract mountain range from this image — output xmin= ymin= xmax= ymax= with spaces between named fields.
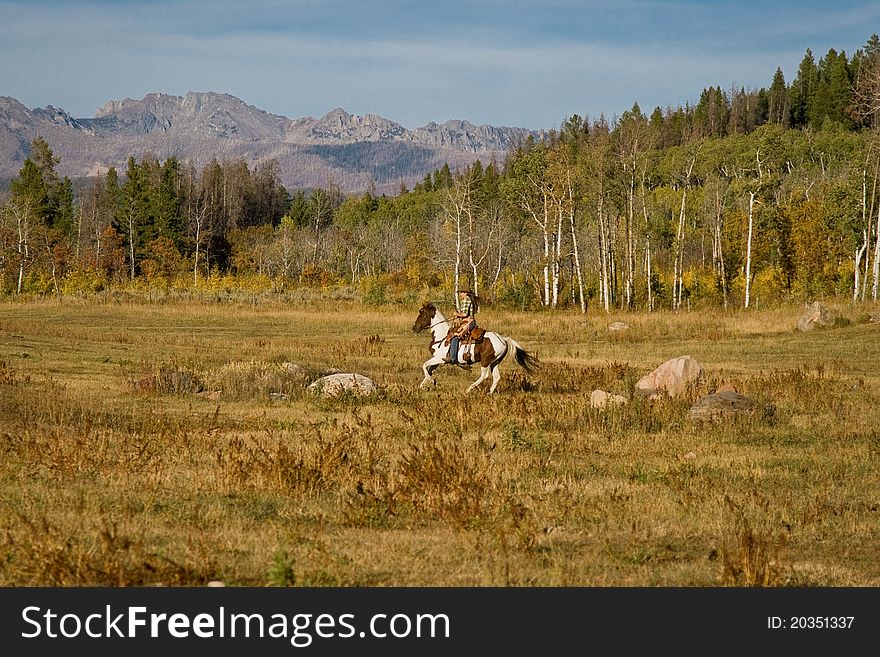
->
xmin=0 ymin=92 xmax=543 ymax=194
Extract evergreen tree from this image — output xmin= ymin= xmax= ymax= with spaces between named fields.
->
xmin=10 ymin=159 xmax=49 ymax=216
xmin=116 ymin=157 xmax=152 ymax=278
xmin=810 ymin=48 xmax=853 ymax=127
xmin=790 ymin=49 xmax=818 ymax=128
xmin=53 ymin=177 xmax=75 ymax=236
xmin=767 ymin=68 xmax=789 ymax=127
xmin=287 ymin=189 xmax=310 ymax=228
xmin=755 ymin=88 xmax=770 ymax=127
xmin=102 ymin=167 xmax=121 ymax=225
xmin=154 ymin=157 xmax=183 ymax=244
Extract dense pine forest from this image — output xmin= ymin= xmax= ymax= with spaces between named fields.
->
xmin=3 ymin=36 xmax=880 ymax=311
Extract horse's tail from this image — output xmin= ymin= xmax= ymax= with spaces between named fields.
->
xmin=505 ymin=337 xmax=542 ymax=374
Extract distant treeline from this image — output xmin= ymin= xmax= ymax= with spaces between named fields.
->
xmin=3 ymin=35 xmax=880 ymax=310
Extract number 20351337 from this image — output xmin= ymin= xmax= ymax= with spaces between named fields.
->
xmin=768 ymin=616 xmax=854 ymax=630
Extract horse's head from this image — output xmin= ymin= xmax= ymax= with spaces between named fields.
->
xmin=412 ymin=303 xmax=436 ymax=333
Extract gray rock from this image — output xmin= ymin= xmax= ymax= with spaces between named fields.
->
xmin=307 ymin=373 xmax=378 ymax=398
xmin=608 ymin=322 xmax=630 ymax=331
xmin=686 ymin=391 xmax=758 ymax=422
xmin=635 ymin=355 xmax=704 ymax=399
xmin=797 ymin=301 xmax=834 ymax=331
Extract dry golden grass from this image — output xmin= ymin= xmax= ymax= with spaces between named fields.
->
xmin=1 ymin=293 xmax=879 ymax=586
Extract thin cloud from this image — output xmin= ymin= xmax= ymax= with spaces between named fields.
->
xmin=0 ymin=0 xmax=875 ymax=129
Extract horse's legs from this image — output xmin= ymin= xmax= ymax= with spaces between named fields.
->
xmin=466 ymin=366 xmax=490 ymax=393
xmin=420 ymin=357 xmax=444 ymax=388
xmin=488 ymin=364 xmax=502 ymax=394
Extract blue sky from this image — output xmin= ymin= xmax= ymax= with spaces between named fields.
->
xmin=1 ymin=0 xmax=878 ymax=130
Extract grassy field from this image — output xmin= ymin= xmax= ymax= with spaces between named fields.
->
xmin=1 ymin=293 xmax=879 ymax=586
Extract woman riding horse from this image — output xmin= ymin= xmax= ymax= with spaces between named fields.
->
xmin=412 ymin=302 xmax=540 ymax=394
xmin=445 ymin=289 xmax=478 ymax=364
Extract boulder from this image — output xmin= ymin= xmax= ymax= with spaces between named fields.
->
xmin=797 ymin=301 xmax=834 ymax=332
xmin=608 ymin=321 xmax=630 ymax=332
xmin=686 ymin=391 xmax=758 ymax=422
xmin=590 ymin=389 xmax=628 ymax=408
xmin=307 ymin=373 xmax=378 ymax=398
xmin=635 ymin=355 xmax=704 ymax=398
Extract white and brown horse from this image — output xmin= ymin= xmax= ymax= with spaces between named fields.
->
xmin=411 ymin=303 xmax=541 ymax=394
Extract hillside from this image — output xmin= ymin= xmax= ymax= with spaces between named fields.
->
xmin=0 ymin=92 xmax=540 ymax=193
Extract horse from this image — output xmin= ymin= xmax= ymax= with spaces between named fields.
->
xmin=411 ymin=302 xmax=541 ymax=394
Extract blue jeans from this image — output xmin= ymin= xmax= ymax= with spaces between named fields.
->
xmin=449 ymin=336 xmax=460 ymax=363
xmin=448 ymin=320 xmax=475 ymax=363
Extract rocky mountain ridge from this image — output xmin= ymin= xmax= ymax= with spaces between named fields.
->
xmin=0 ymin=92 xmax=542 ymax=192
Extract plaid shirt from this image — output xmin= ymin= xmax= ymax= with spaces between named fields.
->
xmin=459 ymin=296 xmax=474 ymax=318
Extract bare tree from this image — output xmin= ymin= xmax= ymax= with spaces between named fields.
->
xmin=441 ymin=173 xmax=474 ymax=304
xmin=744 ymin=191 xmax=756 ymax=309
xmin=6 ymin=196 xmax=35 ymax=294
xmin=711 ymin=180 xmax=730 ymax=308
xmin=616 ymin=106 xmax=653 ymax=309
xmin=673 ymin=155 xmax=697 ymax=311
xmin=190 ymin=196 xmax=210 ymax=286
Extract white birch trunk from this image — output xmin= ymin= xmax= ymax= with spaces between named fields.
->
xmin=854 ymin=237 xmax=866 ymax=301
xmin=128 ymin=209 xmax=136 ymax=280
xmin=543 ymin=191 xmax=552 ymax=307
xmin=16 ymin=204 xmax=29 ymax=295
xmin=673 ymin=187 xmax=687 ymax=310
xmin=745 ymin=191 xmax=755 ymax=309
xmin=673 ymin=158 xmax=695 ymax=311
xmin=625 ymin=167 xmax=635 ymax=309
xmin=873 ymin=201 xmax=880 ymax=300
xmin=714 ymin=186 xmax=728 ymax=309
xmin=642 ymin=201 xmax=653 ymax=311
xmin=193 ymin=218 xmax=201 ymax=286
xmin=598 ymin=200 xmax=610 ymax=313
xmin=569 ymin=191 xmax=586 ymax=314
xmin=454 ymin=211 xmax=462 ymax=309
xmin=551 ymin=200 xmax=563 ymax=308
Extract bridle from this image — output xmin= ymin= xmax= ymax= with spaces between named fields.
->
xmin=422 ymin=315 xmax=450 ymax=346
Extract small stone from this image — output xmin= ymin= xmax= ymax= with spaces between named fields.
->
xmin=683 ymin=451 xmax=697 ymax=460
xmin=590 ymin=389 xmax=628 ymax=408
xmin=608 ymin=322 xmax=630 ymax=331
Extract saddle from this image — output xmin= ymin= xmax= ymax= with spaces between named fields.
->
xmin=443 ymin=325 xmax=486 ymax=345
xmin=466 ymin=327 xmax=486 ymax=344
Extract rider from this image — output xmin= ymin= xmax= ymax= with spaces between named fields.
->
xmin=445 ymin=289 xmax=477 ymax=364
